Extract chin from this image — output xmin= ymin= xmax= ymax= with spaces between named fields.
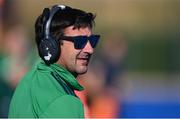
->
xmin=76 ymin=67 xmax=88 ymax=75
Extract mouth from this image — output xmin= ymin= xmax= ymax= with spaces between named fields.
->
xmin=76 ymin=57 xmax=90 ymax=66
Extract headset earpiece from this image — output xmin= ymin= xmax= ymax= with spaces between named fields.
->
xmin=38 ymin=36 xmax=60 ymax=65
xmin=38 ymin=5 xmax=66 ymax=65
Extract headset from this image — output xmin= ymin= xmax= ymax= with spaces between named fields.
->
xmin=38 ymin=5 xmax=69 ymax=65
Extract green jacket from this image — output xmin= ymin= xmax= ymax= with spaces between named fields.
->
xmin=8 ymin=62 xmax=84 ymax=118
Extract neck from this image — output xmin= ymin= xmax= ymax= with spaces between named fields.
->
xmin=56 ymin=60 xmax=78 ymax=78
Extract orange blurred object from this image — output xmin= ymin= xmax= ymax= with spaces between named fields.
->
xmin=89 ymin=93 xmax=119 ymax=118
xmin=75 ymin=89 xmax=90 ymax=118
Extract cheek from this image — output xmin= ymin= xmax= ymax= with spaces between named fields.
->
xmin=61 ymin=43 xmax=79 ymax=62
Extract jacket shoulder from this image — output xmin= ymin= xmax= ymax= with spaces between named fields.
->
xmin=40 ymin=95 xmax=84 ymax=118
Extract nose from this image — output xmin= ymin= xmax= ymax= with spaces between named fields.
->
xmin=82 ymin=41 xmax=94 ymax=54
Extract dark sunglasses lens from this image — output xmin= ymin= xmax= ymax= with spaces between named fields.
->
xmin=73 ymin=36 xmax=88 ymax=49
xmin=89 ymin=35 xmax=100 ymax=48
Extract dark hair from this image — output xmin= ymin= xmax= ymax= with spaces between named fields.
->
xmin=35 ymin=5 xmax=96 ymax=46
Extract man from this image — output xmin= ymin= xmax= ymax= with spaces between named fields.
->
xmin=8 ymin=4 xmax=100 ymax=118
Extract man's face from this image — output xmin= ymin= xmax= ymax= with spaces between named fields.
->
xmin=57 ymin=26 xmax=94 ymax=75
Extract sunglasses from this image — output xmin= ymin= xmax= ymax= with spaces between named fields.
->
xmin=59 ymin=35 xmax=100 ymax=49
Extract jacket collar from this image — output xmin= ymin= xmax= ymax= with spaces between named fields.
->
xmin=37 ymin=62 xmax=84 ymax=91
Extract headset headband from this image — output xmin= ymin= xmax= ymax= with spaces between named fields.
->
xmin=45 ymin=5 xmax=67 ymax=39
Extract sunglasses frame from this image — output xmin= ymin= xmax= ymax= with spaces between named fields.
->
xmin=58 ymin=34 xmax=100 ymax=49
